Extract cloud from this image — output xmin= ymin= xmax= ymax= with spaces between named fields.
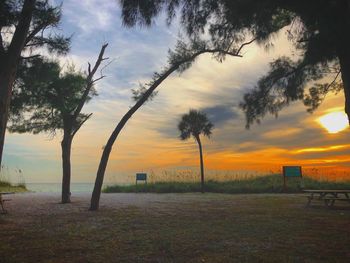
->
xmin=4 ymin=3 xmax=350 ymax=182
xmin=202 ymin=105 xmax=239 ymax=126
xmin=62 ymin=0 xmax=119 ymax=34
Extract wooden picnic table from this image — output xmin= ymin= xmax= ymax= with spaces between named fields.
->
xmin=0 ymin=192 xmax=14 ymax=214
xmin=303 ymin=189 xmax=350 ymax=207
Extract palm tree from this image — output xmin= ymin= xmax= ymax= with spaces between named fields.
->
xmin=178 ymin=109 xmax=214 ymax=193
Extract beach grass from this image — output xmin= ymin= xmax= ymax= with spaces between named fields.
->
xmin=103 ymin=174 xmax=350 ymax=194
xmin=0 ymin=180 xmax=27 ymax=193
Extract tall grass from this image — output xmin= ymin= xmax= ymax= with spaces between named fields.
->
xmin=0 ymin=165 xmax=27 ymax=192
xmin=103 ymin=174 xmax=350 ymax=194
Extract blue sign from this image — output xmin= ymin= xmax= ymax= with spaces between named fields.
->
xmin=136 ymin=173 xmax=147 ymax=181
xmin=283 ymin=166 xmax=302 ymax=177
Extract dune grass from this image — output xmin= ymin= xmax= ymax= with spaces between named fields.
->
xmin=0 ymin=180 xmax=27 ymax=193
xmin=103 ymin=174 xmax=350 ymax=194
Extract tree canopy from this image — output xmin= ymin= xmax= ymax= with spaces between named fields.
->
xmin=9 ymin=59 xmax=93 ymax=136
xmin=0 ymin=0 xmax=70 ymax=57
xmin=0 ymin=0 xmax=70 ymax=166
xmin=178 ymin=109 xmax=213 ymax=140
xmin=119 ymin=0 xmax=350 ymax=126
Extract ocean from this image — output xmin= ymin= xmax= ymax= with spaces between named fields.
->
xmin=26 ymin=183 xmax=100 ymax=193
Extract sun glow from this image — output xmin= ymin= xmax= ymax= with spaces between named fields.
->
xmin=318 ymin=111 xmax=349 ymax=134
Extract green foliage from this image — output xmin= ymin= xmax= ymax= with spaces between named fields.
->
xmin=9 ymin=59 xmax=94 ymax=136
xmin=0 ymin=179 xmax=27 ymax=192
xmin=119 ymin=0 xmax=349 ymax=126
xmin=178 ymin=109 xmax=213 ymax=140
xmin=1 ymin=0 xmax=70 ymax=54
xmin=103 ymin=174 xmax=350 ymax=194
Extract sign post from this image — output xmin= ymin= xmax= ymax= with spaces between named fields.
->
xmin=136 ymin=173 xmax=147 ymax=185
xmin=282 ymin=166 xmax=302 ymax=192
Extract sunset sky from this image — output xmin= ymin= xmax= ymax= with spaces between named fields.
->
xmin=2 ymin=0 xmax=350 ymax=183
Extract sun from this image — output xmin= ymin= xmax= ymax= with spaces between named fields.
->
xmin=318 ymin=111 xmax=349 ymax=134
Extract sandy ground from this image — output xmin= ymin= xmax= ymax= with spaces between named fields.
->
xmin=3 ymin=192 xmax=214 ymax=216
xmin=2 ymin=192 xmax=291 ymax=221
xmin=2 ymin=192 xmax=350 ymax=262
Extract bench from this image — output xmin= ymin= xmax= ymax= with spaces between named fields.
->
xmin=0 ymin=192 xmax=14 ymax=214
xmin=304 ymin=190 xmax=350 ymax=208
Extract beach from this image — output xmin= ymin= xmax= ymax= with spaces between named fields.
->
xmin=1 ymin=192 xmax=350 ymax=262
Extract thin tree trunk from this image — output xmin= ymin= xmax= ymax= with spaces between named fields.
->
xmin=90 ymin=57 xmax=184 ymax=211
xmin=61 ymin=131 xmax=72 ymax=203
xmin=0 ymin=69 xmax=13 ymax=168
xmin=337 ymin=39 xmax=350 ymax=124
xmin=0 ymin=0 xmax=36 ymax=167
xmin=89 ymin=45 xmax=245 ymax=210
xmin=340 ymin=53 xmax=350 ymax=124
xmin=336 ymin=0 xmax=350 ymax=124
xmin=195 ymin=136 xmax=205 ymax=193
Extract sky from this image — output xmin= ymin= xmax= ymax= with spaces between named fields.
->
xmin=2 ymin=0 xmax=350 ymax=183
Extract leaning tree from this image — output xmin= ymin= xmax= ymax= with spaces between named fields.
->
xmin=119 ymin=0 xmax=350 ymax=127
xmin=90 ymin=38 xmax=253 ymax=210
xmin=10 ymin=44 xmax=108 ymax=203
xmin=0 ymin=0 xmax=69 ymax=167
xmin=178 ymin=109 xmax=213 ymax=193
xmin=90 ymin=0 xmax=350 ymax=210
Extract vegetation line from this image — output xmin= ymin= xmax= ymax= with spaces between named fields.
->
xmin=103 ymin=175 xmax=350 ymax=194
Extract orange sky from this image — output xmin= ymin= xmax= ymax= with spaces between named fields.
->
xmin=2 ymin=4 xmax=350 ymax=183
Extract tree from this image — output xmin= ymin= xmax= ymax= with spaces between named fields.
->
xmin=119 ymin=0 xmax=350 ymax=127
xmin=9 ymin=44 xmax=108 ymax=203
xmin=0 ymin=0 xmax=69 ymax=167
xmin=89 ymin=39 xmax=251 ymax=210
xmin=178 ymin=109 xmax=213 ymax=192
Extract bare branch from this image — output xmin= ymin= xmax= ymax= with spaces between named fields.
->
xmin=24 ymin=22 xmax=49 ymax=46
xmin=88 ymin=62 xmax=91 ymax=75
xmin=92 ymin=75 xmax=106 ymax=84
xmin=71 ymin=113 xmax=92 ymax=138
xmin=72 ymin=43 xmax=108 ymax=120
xmin=20 ymin=54 xmax=41 ymax=60
xmin=0 ymin=30 xmax=5 ymax=55
xmin=236 ymin=38 xmax=256 ymax=56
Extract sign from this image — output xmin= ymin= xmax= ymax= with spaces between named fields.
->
xmin=282 ymin=166 xmax=302 ymax=191
xmin=136 ymin=173 xmax=147 ymax=184
xmin=283 ymin=166 xmax=302 ymax=177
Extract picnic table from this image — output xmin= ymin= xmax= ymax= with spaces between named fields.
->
xmin=303 ymin=189 xmax=350 ymax=207
xmin=0 ymin=192 xmax=14 ymax=214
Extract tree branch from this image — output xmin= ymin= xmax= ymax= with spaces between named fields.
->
xmin=8 ymin=0 xmax=36 ymax=63
xmin=0 ymin=29 xmax=5 ymax=55
xmin=90 ymin=38 xmax=253 ymax=210
xmin=20 ymin=54 xmax=41 ymax=60
xmin=72 ymin=43 xmax=108 ymax=120
xmin=24 ymin=21 xmax=51 ymax=46
xmin=236 ymin=38 xmax=256 ymax=55
xmin=71 ymin=113 xmax=92 ymax=138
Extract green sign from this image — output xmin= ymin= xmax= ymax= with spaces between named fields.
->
xmin=136 ymin=173 xmax=147 ymax=181
xmin=283 ymin=166 xmax=302 ymax=177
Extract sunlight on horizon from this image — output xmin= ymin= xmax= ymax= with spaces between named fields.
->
xmin=318 ymin=111 xmax=349 ymax=134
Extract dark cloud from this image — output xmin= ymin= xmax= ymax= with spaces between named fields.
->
xmin=202 ymin=105 xmax=239 ymax=126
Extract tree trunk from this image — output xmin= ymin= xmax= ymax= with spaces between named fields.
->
xmin=338 ymin=42 xmax=350 ymax=124
xmin=89 ymin=59 xmax=184 ymax=211
xmin=336 ymin=1 xmax=350 ymax=124
xmin=61 ymin=131 xmax=72 ymax=204
xmin=89 ymin=46 xmax=245 ymax=210
xmin=0 ymin=67 xmax=14 ymax=168
xmin=195 ymin=136 xmax=205 ymax=193
xmin=340 ymin=54 xmax=350 ymax=124
xmin=0 ymin=0 xmax=36 ymax=167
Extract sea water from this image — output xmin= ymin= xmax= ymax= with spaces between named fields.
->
xmin=26 ymin=183 xmax=97 ymax=193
